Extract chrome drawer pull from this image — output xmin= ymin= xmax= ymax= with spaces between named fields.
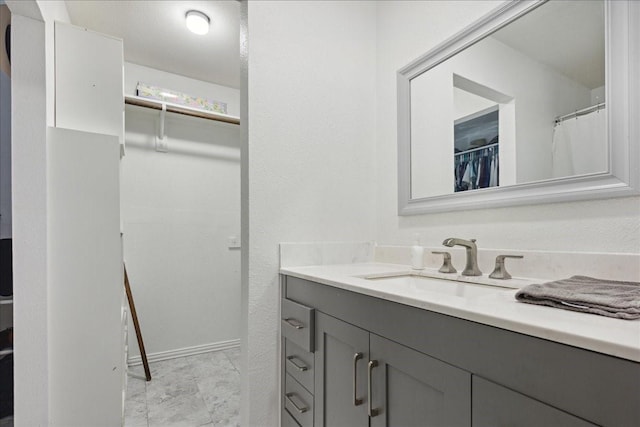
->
xmin=285 ymin=392 xmax=308 ymax=413
xmin=368 ymin=360 xmax=379 ymax=417
xmin=283 ymin=318 xmax=304 ymax=329
xmin=287 ymin=355 xmax=308 ymax=372
xmin=353 ymin=352 xmax=363 ymax=406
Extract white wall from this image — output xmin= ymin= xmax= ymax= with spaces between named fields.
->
xmin=122 ymin=69 xmax=241 ymax=358
xmin=124 ymin=62 xmax=241 ymax=117
xmin=244 ymin=1 xmax=377 ymax=425
xmin=453 ymin=88 xmax=496 ymax=120
xmin=6 ymin=2 xmax=54 ymax=423
xmin=591 ymin=85 xmax=605 ymax=104
xmin=35 ymin=0 xmax=69 ymax=126
xmin=375 ymin=1 xmax=640 ymax=253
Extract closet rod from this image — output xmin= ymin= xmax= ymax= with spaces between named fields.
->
xmin=455 ymin=142 xmax=498 ymax=157
xmin=555 ymin=102 xmax=605 ymax=124
xmin=124 ymin=95 xmax=240 ymax=125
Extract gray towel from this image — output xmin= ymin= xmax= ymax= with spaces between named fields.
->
xmin=515 ymin=275 xmax=640 ymax=320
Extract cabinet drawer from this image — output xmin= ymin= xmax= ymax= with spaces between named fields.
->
xmin=285 ymin=339 xmax=314 ymax=393
xmin=282 ymin=298 xmax=315 ymax=352
xmin=285 ymin=373 xmax=313 ymax=427
xmin=282 ymin=408 xmax=301 ymax=427
xmin=473 ymin=376 xmax=597 ymax=427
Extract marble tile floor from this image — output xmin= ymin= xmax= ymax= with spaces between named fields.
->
xmin=125 ymin=348 xmax=240 ymax=427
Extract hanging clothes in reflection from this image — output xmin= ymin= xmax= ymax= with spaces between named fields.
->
xmin=454 ymin=143 xmax=499 ymax=192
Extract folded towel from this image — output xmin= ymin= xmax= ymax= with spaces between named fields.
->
xmin=515 ymin=275 xmax=640 ymax=320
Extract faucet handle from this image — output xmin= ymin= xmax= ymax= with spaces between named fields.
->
xmin=489 ymin=255 xmax=523 ymax=280
xmin=432 ymin=251 xmax=457 ymax=274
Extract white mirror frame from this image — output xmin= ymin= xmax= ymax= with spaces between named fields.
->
xmin=398 ymin=0 xmax=639 ymax=215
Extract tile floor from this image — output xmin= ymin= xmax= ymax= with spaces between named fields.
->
xmin=125 ymin=348 xmax=240 ymax=427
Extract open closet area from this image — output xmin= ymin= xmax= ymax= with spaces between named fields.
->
xmin=5 ymin=1 xmax=241 ymax=426
xmin=72 ymin=2 xmax=242 ymax=425
xmin=120 ymin=63 xmax=241 ymax=365
xmin=119 ymin=67 xmax=241 ymax=426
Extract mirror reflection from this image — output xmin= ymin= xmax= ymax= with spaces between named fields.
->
xmin=410 ymin=0 xmax=606 ymax=199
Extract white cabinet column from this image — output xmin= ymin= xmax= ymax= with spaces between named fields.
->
xmin=48 ymin=127 xmax=123 ymax=427
xmin=54 ymin=21 xmax=124 ymax=145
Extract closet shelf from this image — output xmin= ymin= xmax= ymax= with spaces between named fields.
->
xmin=124 ymin=95 xmax=240 ymax=125
xmin=0 ymin=297 xmax=12 ymax=305
xmin=0 ymin=349 xmax=12 ymax=356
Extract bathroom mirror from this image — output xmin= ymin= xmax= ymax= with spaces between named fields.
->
xmin=398 ymin=0 xmax=639 ymax=215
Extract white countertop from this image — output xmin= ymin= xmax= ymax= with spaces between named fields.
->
xmin=280 ymin=262 xmax=640 ymax=362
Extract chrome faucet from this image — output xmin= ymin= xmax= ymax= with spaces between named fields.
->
xmin=442 ymin=238 xmax=482 ymax=276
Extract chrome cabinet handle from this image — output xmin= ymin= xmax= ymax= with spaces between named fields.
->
xmin=286 ymin=355 xmax=308 ymax=372
xmin=285 ymin=392 xmax=308 ymax=413
xmin=368 ymin=360 xmax=379 ymax=417
xmin=283 ymin=318 xmax=304 ymax=329
xmin=353 ymin=352 xmax=363 ymax=406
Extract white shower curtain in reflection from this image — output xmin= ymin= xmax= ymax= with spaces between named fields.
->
xmin=552 ymin=109 xmax=607 ymax=178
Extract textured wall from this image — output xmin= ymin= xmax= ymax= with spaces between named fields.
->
xmin=36 ymin=0 xmax=70 ymax=126
xmin=375 ymin=0 xmax=640 ymax=253
xmin=10 ymin=13 xmax=50 ymax=426
xmin=122 ymin=107 xmax=241 ymax=358
xmin=122 ymin=64 xmax=241 ymax=359
xmin=244 ymin=1 xmax=377 ymax=425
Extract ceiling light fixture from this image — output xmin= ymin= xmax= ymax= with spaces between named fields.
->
xmin=185 ymin=10 xmax=210 ymax=35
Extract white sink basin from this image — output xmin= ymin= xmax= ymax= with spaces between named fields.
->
xmin=363 ymin=274 xmax=513 ymax=298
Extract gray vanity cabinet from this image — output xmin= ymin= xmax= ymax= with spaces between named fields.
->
xmin=314 ymin=312 xmax=369 ymax=427
xmin=314 ymin=312 xmax=470 ymax=427
xmin=369 ymin=334 xmax=470 ymax=427
xmin=282 ymin=275 xmax=640 ymax=427
xmin=472 ymin=377 xmax=595 ymax=427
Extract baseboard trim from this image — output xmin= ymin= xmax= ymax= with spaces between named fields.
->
xmin=127 ymin=339 xmax=240 ymax=367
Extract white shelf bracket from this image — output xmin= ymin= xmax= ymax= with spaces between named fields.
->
xmin=155 ymin=103 xmax=168 ymax=152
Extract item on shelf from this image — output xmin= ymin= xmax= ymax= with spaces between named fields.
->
xmin=0 ymin=239 xmax=11 ymax=297
xmin=469 ymin=138 xmax=487 ymax=148
xmin=136 ymin=82 xmax=227 ymax=114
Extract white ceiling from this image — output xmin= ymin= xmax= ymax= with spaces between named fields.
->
xmin=65 ymin=0 xmax=603 ymax=92
xmin=65 ymin=0 xmax=241 ymax=89
xmin=492 ymin=0 xmax=605 ymax=90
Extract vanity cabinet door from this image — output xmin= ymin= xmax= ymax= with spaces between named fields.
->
xmin=369 ymin=334 xmax=471 ymax=427
xmin=314 ymin=312 xmax=369 ymax=427
xmin=472 ymin=376 xmax=597 ymax=427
